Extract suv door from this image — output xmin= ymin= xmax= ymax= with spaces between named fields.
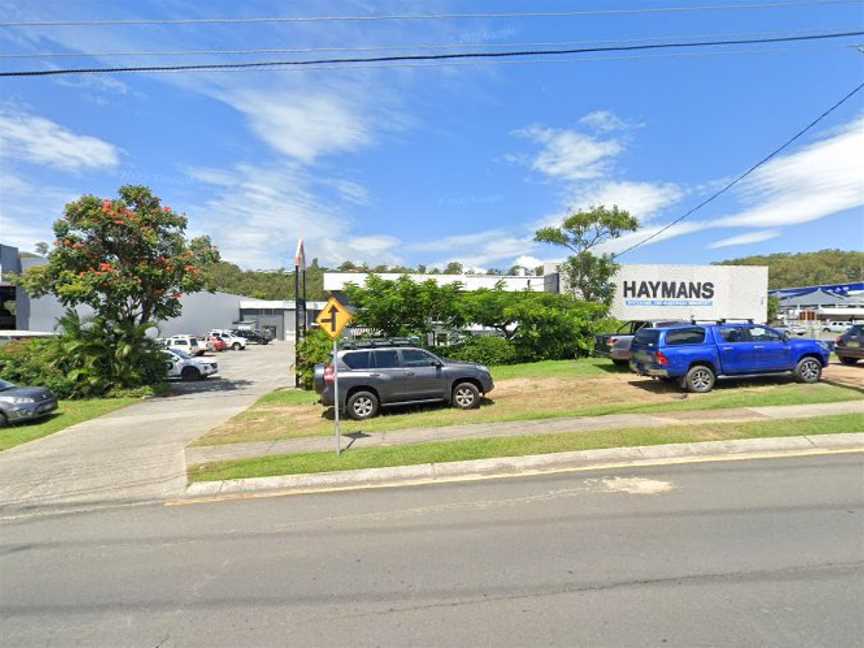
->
xmin=748 ymin=326 xmax=791 ymax=371
xmin=717 ymin=326 xmax=753 ymax=374
xmin=399 ymin=349 xmax=447 ymax=400
xmin=371 ymin=350 xmax=413 ymax=403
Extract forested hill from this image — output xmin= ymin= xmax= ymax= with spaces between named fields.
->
xmin=717 ymin=249 xmax=863 ymax=289
xmin=204 ymin=260 xmax=327 ymax=300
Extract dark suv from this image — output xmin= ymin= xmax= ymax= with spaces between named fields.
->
xmin=835 ymin=325 xmax=863 ymax=365
xmin=231 ymin=329 xmax=271 ymax=345
xmin=313 ymin=343 xmax=495 ymax=420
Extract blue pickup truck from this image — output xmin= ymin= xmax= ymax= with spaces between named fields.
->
xmin=629 ymin=322 xmax=831 ymax=393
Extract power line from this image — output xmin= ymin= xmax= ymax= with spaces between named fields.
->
xmin=0 ymin=28 xmax=849 ymax=59
xmin=0 ymin=0 xmax=859 ymax=27
xmin=612 ymin=78 xmax=864 ymax=259
xmin=2 ymin=30 xmax=861 ymax=77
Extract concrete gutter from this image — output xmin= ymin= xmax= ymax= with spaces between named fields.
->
xmin=183 ymin=432 xmax=864 ymax=500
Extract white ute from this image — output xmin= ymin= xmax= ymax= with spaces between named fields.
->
xmin=164 ymin=349 xmax=218 ymax=381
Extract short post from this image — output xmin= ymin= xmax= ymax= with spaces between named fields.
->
xmin=333 ymin=338 xmax=341 ymax=456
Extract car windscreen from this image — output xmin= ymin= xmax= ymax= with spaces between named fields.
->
xmin=633 ymin=329 xmax=660 ymax=346
xmin=172 ymin=349 xmax=192 ymax=360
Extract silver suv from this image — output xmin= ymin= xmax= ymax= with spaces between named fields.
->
xmin=314 ymin=342 xmax=495 ymax=420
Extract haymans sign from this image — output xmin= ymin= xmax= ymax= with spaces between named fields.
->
xmin=609 ymin=264 xmax=767 ymax=322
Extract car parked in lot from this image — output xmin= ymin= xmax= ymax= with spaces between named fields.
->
xmin=595 ymin=320 xmax=689 ymax=366
xmin=209 ymin=329 xmax=247 ymax=351
xmin=313 ymin=340 xmax=494 ymax=420
xmin=0 ymin=378 xmax=58 ymax=426
xmin=821 ymin=321 xmax=854 ymax=334
xmin=163 ymin=335 xmax=204 ymax=356
xmin=204 ymin=335 xmax=227 ymax=353
xmin=629 ymin=322 xmax=830 ymax=393
xmin=835 ymin=325 xmax=863 ymax=366
xmin=163 ymin=349 xmax=218 ymax=381
xmin=231 ymin=329 xmax=271 ymax=345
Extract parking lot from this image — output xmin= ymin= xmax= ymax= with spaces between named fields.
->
xmin=0 ymin=343 xmax=293 ymax=514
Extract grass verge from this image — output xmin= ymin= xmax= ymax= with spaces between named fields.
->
xmin=0 ymin=398 xmax=137 ymax=452
xmin=194 ymin=378 xmax=863 ymax=447
xmin=188 ymin=412 xmax=864 ymax=482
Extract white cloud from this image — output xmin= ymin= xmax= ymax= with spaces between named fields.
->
xmin=716 ymin=116 xmax=864 ymax=229
xmin=567 ymin=180 xmax=684 ymax=223
xmin=515 ymin=125 xmax=623 ymax=181
xmin=708 ymin=230 xmax=781 ymax=249
xmin=514 ymin=255 xmax=544 ymax=269
xmin=0 ymin=107 xmax=119 ymax=171
xmin=579 ymin=110 xmax=640 ymax=132
xmin=224 ymin=90 xmax=372 ymax=163
xmin=187 ymin=163 xmax=398 ymax=268
xmin=0 ymin=172 xmax=75 ymax=249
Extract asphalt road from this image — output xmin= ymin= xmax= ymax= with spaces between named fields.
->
xmin=2 ymin=453 xmax=862 ymax=647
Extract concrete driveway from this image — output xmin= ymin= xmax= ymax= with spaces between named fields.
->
xmin=0 ymin=343 xmax=293 ymax=515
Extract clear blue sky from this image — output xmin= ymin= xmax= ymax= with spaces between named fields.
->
xmin=1 ymin=0 xmax=862 ymax=271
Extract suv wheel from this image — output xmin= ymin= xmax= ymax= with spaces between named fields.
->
xmin=839 ymin=355 xmax=859 ymax=366
xmin=181 ymin=366 xmax=201 ymax=381
xmin=684 ymin=365 xmax=715 ymax=393
xmin=452 ymin=382 xmax=481 ymax=409
xmin=347 ymin=391 xmax=379 ymax=420
xmin=795 ymin=357 xmax=822 ymax=383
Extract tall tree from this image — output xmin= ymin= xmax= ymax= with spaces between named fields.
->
xmin=534 ymin=205 xmax=638 ymax=304
xmin=443 ymin=261 xmax=464 ymax=275
xmin=23 ymin=185 xmax=219 ymax=327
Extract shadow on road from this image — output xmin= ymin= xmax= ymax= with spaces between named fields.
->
xmin=163 ymin=377 xmax=255 ymax=396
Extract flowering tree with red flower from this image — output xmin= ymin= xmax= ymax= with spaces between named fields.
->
xmin=17 ymin=186 xmax=220 ymax=396
xmin=22 ymin=185 xmax=219 ymax=327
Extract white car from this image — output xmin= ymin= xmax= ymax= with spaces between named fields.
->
xmin=821 ymin=321 xmax=853 ymax=334
xmin=163 ymin=349 xmax=218 ymax=381
xmin=208 ymin=329 xmax=247 ymax=351
xmin=163 ymin=334 xmax=203 ymax=356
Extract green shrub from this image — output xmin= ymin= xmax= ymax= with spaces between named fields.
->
xmin=296 ymin=328 xmax=333 ymax=390
xmin=446 ymin=336 xmax=518 ymax=365
xmin=0 ymin=312 xmax=168 ymax=399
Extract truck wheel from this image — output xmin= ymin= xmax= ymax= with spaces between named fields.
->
xmin=452 ymin=382 xmax=481 ymax=409
xmin=347 ymin=391 xmax=379 ymax=420
xmin=181 ymin=366 xmax=201 ymax=382
xmin=795 ymin=357 xmax=822 ymax=383
xmin=684 ymin=365 xmax=715 ymax=393
xmin=839 ymin=356 xmax=859 ymax=366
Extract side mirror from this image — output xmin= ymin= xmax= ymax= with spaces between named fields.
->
xmin=782 ymin=331 xmax=791 ymax=342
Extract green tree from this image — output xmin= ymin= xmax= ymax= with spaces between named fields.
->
xmin=443 ymin=261 xmax=464 ymax=275
xmin=23 ymin=185 xmax=220 ymax=327
xmin=343 ymin=274 xmax=463 ymax=337
xmin=534 ymin=205 xmax=638 ymax=305
xmin=716 ymin=249 xmax=863 ymax=289
xmin=458 ymin=288 xmax=521 ymax=340
xmin=767 ymin=295 xmax=781 ymax=323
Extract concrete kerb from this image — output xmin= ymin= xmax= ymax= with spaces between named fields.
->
xmin=183 ymin=432 xmax=864 ymax=498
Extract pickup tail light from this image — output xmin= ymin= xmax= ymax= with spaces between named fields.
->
xmin=656 ymin=351 xmax=669 ymax=366
xmin=323 ymin=365 xmax=335 ymax=384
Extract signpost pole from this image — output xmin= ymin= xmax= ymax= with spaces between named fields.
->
xmin=333 ymin=338 xmax=341 ymax=456
xmin=294 ymin=262 xmax=300 ymax=387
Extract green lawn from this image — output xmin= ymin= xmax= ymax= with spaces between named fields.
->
xmin=188 ymin=412 xmax=864 ymax=482
xmin=195 ymin=378 xmax=863 ymax=447
xmin=490 ymin=358 xmax=616 ymax=380
xmin=0 ymin=398 xmax=137 ymax=452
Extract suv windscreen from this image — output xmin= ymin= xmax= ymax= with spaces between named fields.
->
xmin=342 ymin=351 xmax=371 ymax=370
xmin=401 ymin=349 xmax=437 ymax=366
xmin=664 ymin=327 xmax=705 ymax=346
xmin=373 ymin=350 xmax=400 ymax=369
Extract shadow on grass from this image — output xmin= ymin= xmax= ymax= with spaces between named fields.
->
xmin=320 ymin=396 xmax=497 ymax=422
xmin=593 ymin=361 xmax=632 ymax=374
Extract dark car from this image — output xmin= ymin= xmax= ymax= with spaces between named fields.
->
xmin=595 ymin=320 xmax=689 ymax=366
xmin=231 ymin=329 xmax=271 ymax=345
xmin=313 ymin=342 xmax=494 ymax=420
xmin=835 ymin=325 xmax=864 ymax=365
xmin=0 ymin=379 xmax=58 ymax=426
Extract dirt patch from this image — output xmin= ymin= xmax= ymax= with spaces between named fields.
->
xmin=824 ymin=362 xmax=863 ymax=391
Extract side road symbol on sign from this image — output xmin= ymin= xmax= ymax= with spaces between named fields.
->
xmin=315 ymin=296 xmax=352 ymax=339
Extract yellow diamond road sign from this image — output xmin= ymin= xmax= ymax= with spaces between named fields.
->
xmin=315 ymin=296 xmax=353 ymax=339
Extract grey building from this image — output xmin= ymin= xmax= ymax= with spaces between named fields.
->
xmin=238 ymin=300 xmax=327 ymax=341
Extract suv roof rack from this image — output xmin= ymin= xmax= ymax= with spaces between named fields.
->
xmin=340 ymin=337 xmax=421 ymax=350
xmin=689 ymin=318 xmax=754 ymax=325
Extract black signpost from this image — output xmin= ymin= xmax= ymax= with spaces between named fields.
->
xmin=294 ymin=239 xmax=306 ymax=387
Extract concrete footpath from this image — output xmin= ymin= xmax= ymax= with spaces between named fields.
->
xmin=186 ymin=399 xmax=864 ymax=466
xmin=0 ymin=344 xmax=292 ymax=514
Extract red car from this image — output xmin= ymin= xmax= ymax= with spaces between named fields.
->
xmin=206 ymin=335 xmax=227 ymax=352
